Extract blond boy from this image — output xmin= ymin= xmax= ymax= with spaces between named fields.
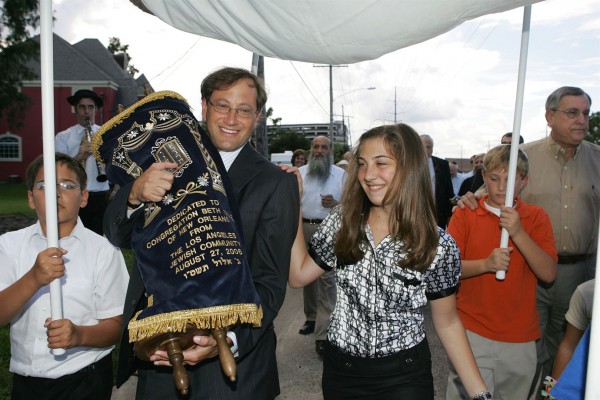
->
xmin=446 ymin=145 xmax=557 ymax=399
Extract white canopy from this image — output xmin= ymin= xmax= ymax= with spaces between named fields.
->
xmin=134 ymin=0 xmax=541 ymax=64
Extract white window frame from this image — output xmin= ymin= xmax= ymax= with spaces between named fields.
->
xmin=0 ymin=132 xmax=23 ymax=162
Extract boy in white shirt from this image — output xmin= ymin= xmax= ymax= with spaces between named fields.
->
xmin=0 ymin=153 xmax=128 ymax=400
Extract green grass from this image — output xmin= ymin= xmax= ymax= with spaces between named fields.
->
xmin=0 ymin=183 xmax=135 ymax=398
xmin=0 ymin=183 xmax=34 ymax=216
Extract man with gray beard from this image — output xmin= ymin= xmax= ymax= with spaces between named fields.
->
xmin=297 ymin=135 xmax=347 ymax=356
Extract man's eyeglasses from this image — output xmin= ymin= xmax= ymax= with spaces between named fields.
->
xmin=34 ymin=182 xmax=82 ymax=191
xmin=552 ymin=109 xmax=591 ymax=120
xmin=207 ymin=99 xmax=257 ymax=118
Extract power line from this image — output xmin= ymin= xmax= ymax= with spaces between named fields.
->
xmin=289 ymin=61 xmax=328 ymax=114
xmin=150 ymin=38 xmax=201 ymax=82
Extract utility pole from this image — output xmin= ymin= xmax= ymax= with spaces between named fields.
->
xmin=394 ymin=86 xmax=397 ymax=123
xmin=314 ymin=64 xmax=347 ymax=146
xmin=329 ymin=65 xmax=333 ymax=145
xmin=333 ymin=108 xmax=354 ymax=146
xmin=342 ymin=105 xmax=345 ymax=145
xmin=251 ymin=53 xmax=268 ymax=157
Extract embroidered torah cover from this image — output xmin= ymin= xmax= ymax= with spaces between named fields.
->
xmin=92 ymin=91 xmax=262 ymax=341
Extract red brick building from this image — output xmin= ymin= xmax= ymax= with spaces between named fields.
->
xmin=0 ymin=33 xmax=152 ymax=182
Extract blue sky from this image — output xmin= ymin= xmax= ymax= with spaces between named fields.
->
xmin=52 ymin=0 xmax=599 ymax=159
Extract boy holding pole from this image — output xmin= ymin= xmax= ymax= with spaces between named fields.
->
xmin=445 ymin=145 xmax=557 ymax=399
xmin=0 ymin=153 xmax=128 ymax=400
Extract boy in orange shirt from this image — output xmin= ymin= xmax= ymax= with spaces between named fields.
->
xmin=445 ymin=145 xmax=558 ymax=400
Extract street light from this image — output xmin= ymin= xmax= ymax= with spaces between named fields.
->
xmin=332 ymin=87 xmax=376 ymax=146
xmin=333 ymin=87 xmax=376 ymax=101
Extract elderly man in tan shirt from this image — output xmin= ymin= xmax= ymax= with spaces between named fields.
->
xmin=520 ymin=86 xmax=599 ymax=393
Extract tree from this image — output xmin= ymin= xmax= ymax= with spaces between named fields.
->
xmin=265 ymin=108 xmax=351 ymax=158
xmin=333 ymin=143 xmax=350 ymax=163
xmin=0 ymin=0 xmax=40 ymax=129
xmin=265 ymin=107 xmax=311 ymax=154
xmin=585 ymin=111 xmax=600 ymax=145
xmin=268 ymin=129 xmax=311 ymax=154
xmin=107 ymin=37 xmax=139 ymax=76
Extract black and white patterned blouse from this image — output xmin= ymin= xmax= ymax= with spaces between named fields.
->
xmin=308 ymin=206 xmax=461 ymax=358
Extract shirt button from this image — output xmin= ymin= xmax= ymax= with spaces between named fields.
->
xmin=564 ymin=226 xmax=568 ymax=230
xmin=564 ymin=205 xmax=568 ymax=208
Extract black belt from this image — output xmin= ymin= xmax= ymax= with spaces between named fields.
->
xmin=557 ymin=254 xmax=592 ymax=264
xmin=88 ymin=190 xmax=110 ymax=197
xmin=302 ymin=218 xmax=323 ymax=225
xmin=77 ymin=353 xmax=112 ymax=374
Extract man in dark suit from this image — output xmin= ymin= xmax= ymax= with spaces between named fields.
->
xmin=420 ymin=134 xmax=454 ymax=228
xmin=105 ymin=67 xmax=300 ymax=399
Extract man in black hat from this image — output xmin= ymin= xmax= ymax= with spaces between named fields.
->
xmin=55 ymin=89 xmax=110 ymax=235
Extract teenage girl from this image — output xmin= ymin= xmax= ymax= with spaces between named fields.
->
xmin=288 ymin=124 xmax=492 ymax=400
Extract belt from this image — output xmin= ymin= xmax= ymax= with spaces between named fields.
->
xmin=88 ymin=190 xmax=110 ymax=196
xmin=557 ymin=254 xmax=592 ymax=265
xmin=78 ymin=353 xmax=112 ymax=374
xmin=302 ymin=218 xmax=323 ymax=225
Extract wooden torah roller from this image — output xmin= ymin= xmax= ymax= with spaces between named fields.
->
xmin=133 ymin=326 xmax=236 ymax=396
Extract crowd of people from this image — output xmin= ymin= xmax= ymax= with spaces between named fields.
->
xmin=0 ymin=64 xmax=597 ymax=400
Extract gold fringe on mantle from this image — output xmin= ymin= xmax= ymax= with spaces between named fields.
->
xmin=128 ymin=303 xmax=263 ymax=342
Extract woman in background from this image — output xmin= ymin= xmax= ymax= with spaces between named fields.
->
xmin=291 ymin=149 xmax=307 ymax=167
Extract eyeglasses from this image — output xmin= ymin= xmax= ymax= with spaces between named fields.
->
xmin=207 ymin=99 xmax=257 ymax=118
xmin=552 ymin=108 xmax=591 ymax=119
xmin=34 ymin=182 xmax=82 ymax=191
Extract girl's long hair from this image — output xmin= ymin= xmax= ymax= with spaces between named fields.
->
xmin=335 ymin=124 xmax=439 ymax=271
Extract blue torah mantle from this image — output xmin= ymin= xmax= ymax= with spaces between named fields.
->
xmin=92 ymin=91 xmax=262 ymax=342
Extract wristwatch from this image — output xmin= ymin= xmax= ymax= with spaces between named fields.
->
xmin=470 ymin=391 xmax=492 ymax=400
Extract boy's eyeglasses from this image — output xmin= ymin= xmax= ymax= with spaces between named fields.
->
xmin=207 ymin=99 xmax=257 ymax=118
xmin=552 ymin=108 xmax=590 ymax=119
xmin=34 ymin=182 xmax=81 ymax=191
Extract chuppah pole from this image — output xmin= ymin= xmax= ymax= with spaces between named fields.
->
xmin=40 ymin=0 xmax=65 ymax=356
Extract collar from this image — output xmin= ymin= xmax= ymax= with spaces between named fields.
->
xmin=478 ymin=195 xmax=524 ymax=216
xmin=219 ymin=146 xmax=245 ymax=171
xmin=546 ymin=135 xmax=582 ymax=160
xmin=32 ymin=218 xmax=84 ymax=241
